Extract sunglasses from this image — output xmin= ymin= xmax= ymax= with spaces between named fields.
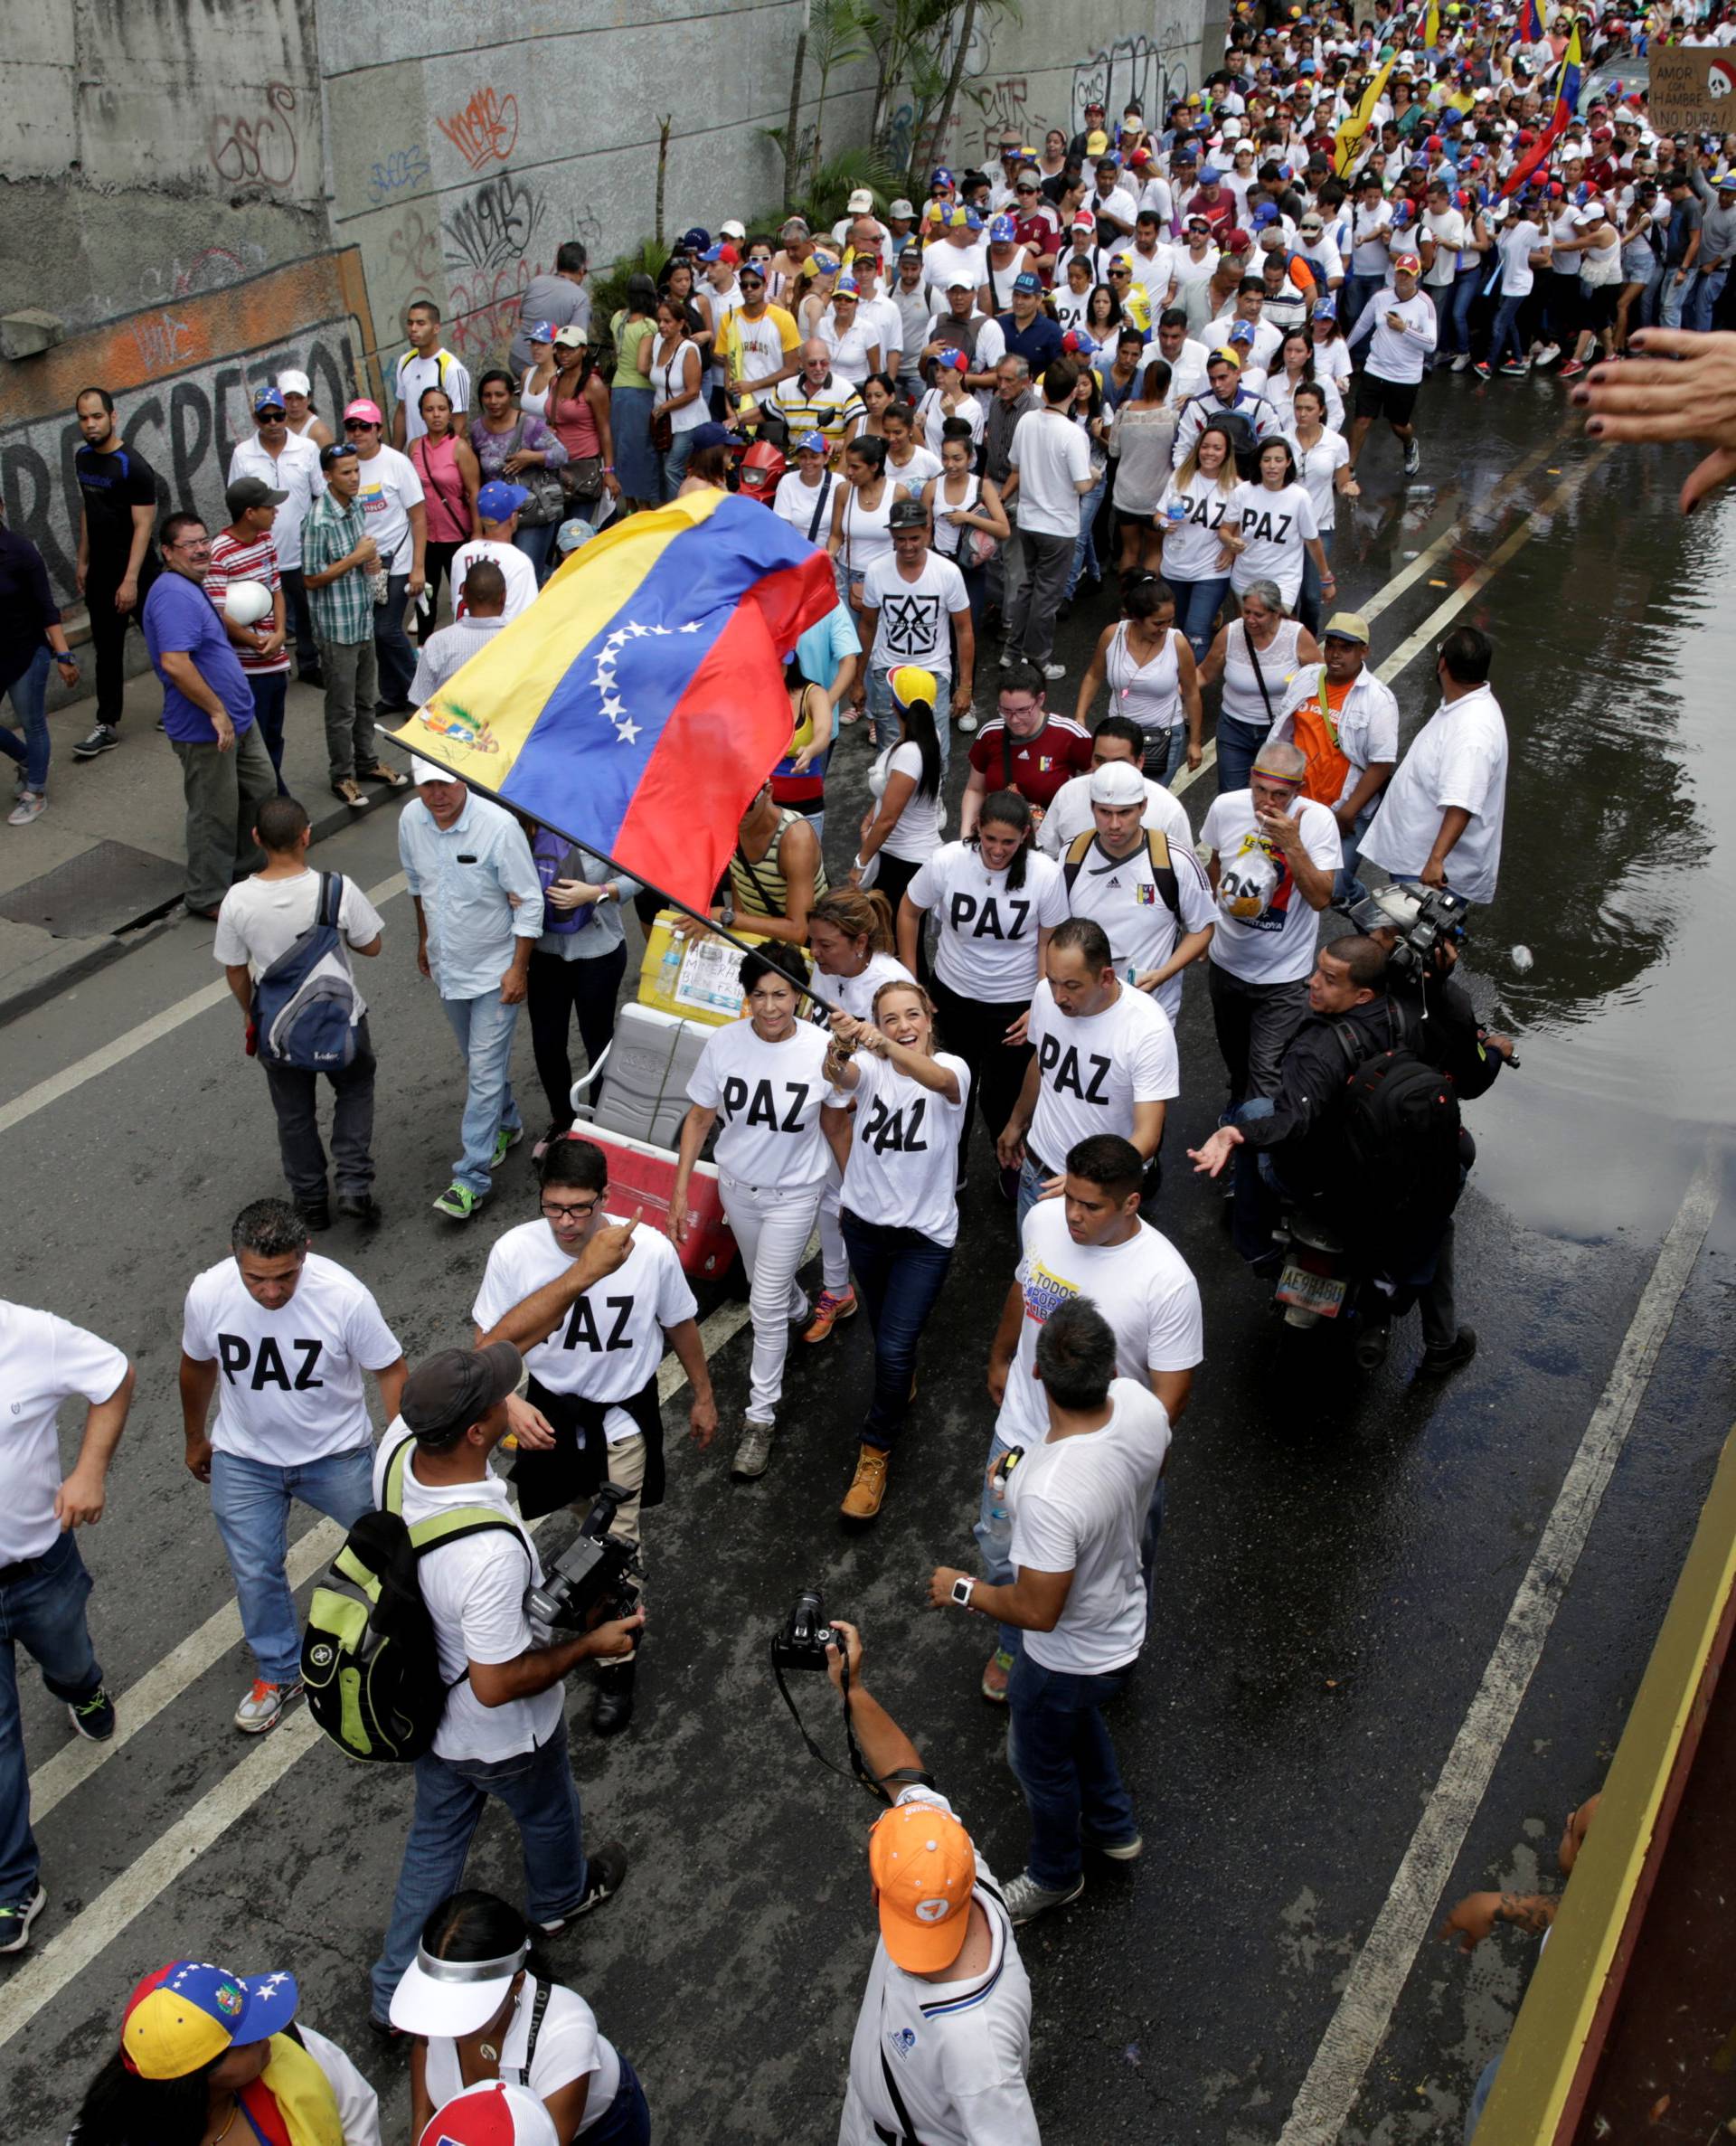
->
xmin=343 ymin=419 xmax=377 ymax=431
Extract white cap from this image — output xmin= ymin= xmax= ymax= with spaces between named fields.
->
xmin=846 ymin=187 xmax=875 ymax=213
xmin=411 ymin=757 xmax=454 ymax=786
xmin=1572 ymin=201 xmax=1607 ymax=225
xmin=276 ymin=368 xmax=311 ymax=396
xmin=944 ymin=268 xmax=976 ymax=289
xmin=1089 ymin=761 xmax=1147 ymax=807
xmin=391 ymin=1937 xmax=529 ymax=2038
xmin=720 ymin=218 xmax=747 ymax=240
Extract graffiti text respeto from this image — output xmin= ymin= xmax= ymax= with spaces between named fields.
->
xmin=436 ymin=87 xmax=521 ymax=173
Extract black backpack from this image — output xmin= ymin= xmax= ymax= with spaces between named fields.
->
xmin=1329 ymin=1033 xmax=1463 ymax=1251
xmin=301 ymin=1439 xmax=527 ymax=1764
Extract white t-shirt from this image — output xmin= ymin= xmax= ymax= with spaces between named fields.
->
xmin=871 ymin=740 xmax=947 ymax=865
xmin=861 ymin=552 xmax=969 ymax=673
xmin=772 ymin=469 xmax=836 ymax=547
xmin=1037 ymin=771 xmax=1190 ymax=863
xmin=995 ymin=1200 xmax=1203 ymax=1446
xmin=1154 ymin=470 xmax=1237 ymax=581
xmin=920 ymin=243 xmax=991 ymax=300
xmin=1008 ymin=1378 xmax=1175 ymax=1673
xmin=1007 ymin=406 xmax=1092 ymax=538
xmin=1499 ymin=219 xmax=1543 ymax=298
xmin=450 ymin=537 xmax=540 ymax=621
xmin=1123 ymin=241 xmax=1178 ymax=310
xmin=0 ymin=1301 xmax=129 ymax=1562
xmin=1350 ymin=200 xmax=1394 ymax=274
xmin=1227 ymin=479 xmax=1319 ymax=603
xmin=213 ymin=870 xmax=385 ymax=1021
xmin=1360 ymin=685 xmax=1508 ymax=904
xmin=816 ymin=949 xmax=915 ymax=1026
xmin=1169 ymin=244 xmax=1221 ymax=290
xmin=907 ymin=842 xmax=1069 ymax=1001
xmin=1423 ymin=206 xmax=1467 ymax=287
xmin=373 ymin=1426 xmax=559 ymax=1763
xmin=1023 ymin=978 xmax=1180 ymax=1170
xmin=1200 ymin=789 xmax=1342 ymax=983
xmin=471 ymin=1217 xmax=695 ymax=1441
xmin=393 ymin=349 xmax=473 ymax=440
xmin=421 ymin=1977 xmax=620 ymax=2134
xmin=181 ymin=1254 xmax=401 ymax=1466
xmin=353 ymin=445 xmax=426 ymax=573
xmin=688 ymin=1017 xmax=833 ymax=1186
xmin=916 ymin=389 xmax=986 ymax=460
xmin=1291 ymin=426 xmax=1351 ymax=533
xmin=841 ymin=1786 xmax=1037 ymax=2146
xmin=834 ymin=1050 xmax=969 ymax=1247
xmin=1061 ymin=831 xmax=1218 ymax=1026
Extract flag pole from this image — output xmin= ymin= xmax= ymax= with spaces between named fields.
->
xmin=382 ymin=748 xmax=853 ymax=1020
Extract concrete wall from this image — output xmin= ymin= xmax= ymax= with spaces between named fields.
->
xmin=0 ymin=0 xmax=1214 ymax=609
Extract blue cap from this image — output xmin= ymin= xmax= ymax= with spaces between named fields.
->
xmin=964 ymin=209 xmax=984 ymax=230
xmin=691 ymin=421 xmax=734 ymax=450
xmin=930 ymin=165 xmax=955 ymax=188
xmin=797 ymin=430 xmax=828 ymax=454
xmin=990 ymin=213 xmax=1018 ymax=241
xmin=680 ymin=225 xmax=711 ymax=251
xmin=1200 ymin=165 xmax=1222 ymax=183
xmin=1252 ymin=203 xmax=1279 ymax=227
xmin=1013 ymin=269 xmax=1042 ymax=293
xmin=1228 ymin=321 xmax=1255 ymax=344
xmin=555 ymin=517 xmax=595 ymax=555
xmin=253 ymin=383 xmax=287 ymax=414
xmin=698 ymin=242 xmax=731 ymax=262
xmin=476 ymin=479 xmax=531 ymax=520
xmin=1313 ymin=296 xmax=1338 ymax=321
xmin=527 ymin=320 xmax=556 ymax=344
xmin=835 ymin=275 xmax=859 ymax=294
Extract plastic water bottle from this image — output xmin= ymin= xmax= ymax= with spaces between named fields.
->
xmin=657 ymin=935 xmax=684 ymax=1002
xmin=980 ymin=1451 xmax=1019 ymax=1570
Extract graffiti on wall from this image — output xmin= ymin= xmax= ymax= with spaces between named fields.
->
xmin=436 ymin=87 xmax=521 ymax=173
xmin=367 ymin=146 xmax=431 ymax=205
xmin=386 ymin=210 xmax=443 ymax=312
xmin=208 ymin=82 xmax=302 ymax=191
xmin=441 ymin=173 xmax=547 ymax=361
xmin=1071 ymin=33 xmax=1192 ymax=133
xmin=977 ymin=77 xmax=1033 ymax=160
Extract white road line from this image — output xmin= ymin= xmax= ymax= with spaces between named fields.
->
xmin=12 ymin=1282 xmax=762 ymax=2005
xmin=1358 ymin=435 xmax=1561 ymax=627
xmin=1277 ymin=1150 xmax=1721 ymax=2146
xmin=0 ymin=873 xmax=408 ymax=1139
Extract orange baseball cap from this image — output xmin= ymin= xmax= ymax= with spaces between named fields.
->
xmin=869 ymin=1800 xmax=978 ymax=1971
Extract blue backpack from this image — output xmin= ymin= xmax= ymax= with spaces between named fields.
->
xmin=253 ymin=872 xmax=361 ymax=1070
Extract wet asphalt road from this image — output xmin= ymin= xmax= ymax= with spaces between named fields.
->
xmin=5 ymin=372 xmax=1735 ymax=2145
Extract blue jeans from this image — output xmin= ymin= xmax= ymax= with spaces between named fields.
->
xmin=0 ymin=1532 xmax=102 ymax=1906
xmin=1488 ymin=292 xmax=1528 ymax=368
xmin=1170 ymin=573 xmax=1231 ymax=663
xmin=588 ymin=2057 xmax=653 ymax=2145
xmin=1689 ymin=264 xmax=1731 ymax=333
xmin=839 ymin=1211 xmax=954 ymax=1451
xmin=1067 ymin=477 xmax=1107 ymax=598
xmin=441 ymin=987 xmax=524 ymax=1196
xmin=1333 ymin=793 xmax=1376 ymax=904
xmin=1446 ymin=266 xmax=1480 ymax=356
xmin=514 ymin=521 xmax=558 ymax=585
xmin=659 ymin=430 xmax=698 ymax=502
xmin=370 ymin=1723 xmax=588 ymax=2019
xmin=1007 ymin=1651 xmax=1137 ymax=1889
xmin=1229 ymin=1096 xmax=1286 ymax=1262
xmin=0 ymin=644 xmax=52 ymax=792
xmin=1148 ymin=723 xmax=1185 ymax=785
xmin=1298 ymin=534 xmax=1331 ymax=641
xmin=1014 ymin=1149 xmax=1054 ymax=1234
xmin=1215 ymin=711 xmax=1269 ymax=798
xmin=867 ymin=662 xmax=950 ymax=770
xmin=373 ymin=571 xmax=418 ymax=710
xmin=1464 ymin=2053 xmax=1502 ymax=2141
xmin=209 ymin=1444 xmax=375 ymax=1686
xmin=249 ymin=669 xmax=289 ymax=790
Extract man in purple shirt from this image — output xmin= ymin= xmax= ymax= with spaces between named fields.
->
xmin=142 ymin=512 xmax=277 ymax=920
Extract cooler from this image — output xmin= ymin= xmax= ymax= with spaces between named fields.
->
xmin=571 ymin=1126 xmax=736 ymax=1280
xmin=572 ymin=1000 xmax=712 ymax=1149
xmin=638 ymin=910 xmax=767 ymax=1026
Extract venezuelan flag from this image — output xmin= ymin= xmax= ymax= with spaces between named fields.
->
xmin=1553 ymin=23 xmax=1583 ymax=118
xmin=1514 ymin=0 xmax=1545 ymax=43
xmin=392 ymin=490 xmax=836 ymax=911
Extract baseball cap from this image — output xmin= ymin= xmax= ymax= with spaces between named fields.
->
xmin=252 ymin=383 xmax=287 ymax=415
xmin=691 ymin=421 xmax=734 ymax=450
xmin=401 ymin=1343 xmax=523 ymax=1444
xmin=1199 ymin=164 xmax=1222 ymax=182
xmin=944 ymin=268 xmax=976 ymax=289
xmin=343 ymin=397 xmax=383 ymax=426
xmin=1090 ymin=760 xmax=1148 ymax=807
xmin=276 ymin=368 xmax=311 ymax=396
xmin=737 ymin=260 xmax=766 ymax=282
xmin=679 ymin=225 xmax=711 ymax=253
xmin=419 ymin=2082 xmax=559 ymax=2146
xmin=1071 ymin=213 xmax=1098 ymax=233
xmin=121 ymin=1962 xmax=301 ymax=2081
xmin=1322 ymin=610 xmax=1370 ymax=644
xmin=720 ymin=218 xmax=748 ymax=240
xmin=411 ymin=757 xmax=453 ymax=784
xmin=476 ymin=479 xmax=531 ymax=520
xmin=1209 ymin=344 xmax=1243 ymax=370
xmin=1391 ymin=251 xmax=1421 ymax=271
xmin=526 ymin=320 xmax=556 ymax=345
xmin=888 ymin=198 xmax=915 ymax=219
xmin=847 ymin=186 xmax=876 ymax=213
xmin=890 ymin=664 xmax=938 ymax=707
xmin=1228 ymin=322 xmax=1255 ymax=348
xmin=1061 ymin=328 xmax=1099 ymax=357
xmin=699 ymin=241 xmax=740 ymax=264
xmin=552 ymin=325 xmax=589 ymax=348
xmin=1222 ymin=228 xmax=1251 ymax=254
xmin=930 ymin=165 xmax=955 ymax=189
xmin=555 ymin=517 xmax=595 ymax=555
xmin=225 ymin=476 xmax=288 ymax=515
xmin=1299 ymin=213 xmax=1325 ymax=233
xmin=803 ymin=251 xmax=840 ymax=278
xmin=990 ymin=213 xmax=1018 ymax=241
xmin=835 ymin=275 xmax=859 ymax=295
xmin=940 ymin=348 xmax=970 ymax=373
xmin=391 ymin=1932 xmax=531 ymax=2038
xmin=1013 ymin=269 xmax=1042 ymax=294
xmin=797 ymin=430 xmax=828 ymax=454
xmin=869 ymin=1800 xmax=978 ymax=1972
xmin=888 ymin=499 xmax=927 ymax=531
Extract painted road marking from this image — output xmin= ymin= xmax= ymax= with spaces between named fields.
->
xmin=0 ymin=873 xmax=409 ymax=1138
xmin=1276 ymin=1149 xmax=1721 ymax=2146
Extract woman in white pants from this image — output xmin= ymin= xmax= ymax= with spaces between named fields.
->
xmin=671 ymin=950 xmax=830 ymax=1482
xmin=799 ymin=888 xmax=912 ymax=1349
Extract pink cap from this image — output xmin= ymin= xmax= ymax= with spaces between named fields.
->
xmin=344 ymin=398 xmax=383 ymax=426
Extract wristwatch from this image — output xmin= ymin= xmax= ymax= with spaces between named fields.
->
xmin=950 ymin=1575 xmax=976 ymax=1610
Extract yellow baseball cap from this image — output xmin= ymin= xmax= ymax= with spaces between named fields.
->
xmin=890 ymin=665 xmax=938 ymax=709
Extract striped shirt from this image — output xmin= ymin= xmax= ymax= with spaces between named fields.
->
xmin=301 ymin=491 xmax=374 ymax=646
xmin=769 ymin=369 xmax=866 ymax=448
xmin=205 ymin=532 xmax=288 ymax=675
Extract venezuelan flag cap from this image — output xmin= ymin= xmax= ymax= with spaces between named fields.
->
xmin=890 ymin=666 xmax=938 ymax=711
xmin=120 ymin=1961 xmax=300 ymax=2079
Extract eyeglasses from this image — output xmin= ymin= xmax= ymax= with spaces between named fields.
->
xmin=168 ymin=535 xmax=212 ymax=553
xmin=539 ymin=1198 xmax=601 ymax=1221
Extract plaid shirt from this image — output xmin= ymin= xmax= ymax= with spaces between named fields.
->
xmin=302 ymin=490 xmax=373 ymax=645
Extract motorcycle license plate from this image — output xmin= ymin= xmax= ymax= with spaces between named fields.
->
xmin=1277 ymin=1264 xmax=1346 ymax=1317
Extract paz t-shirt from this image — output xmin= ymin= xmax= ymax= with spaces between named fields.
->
xmin=0 ymin=1300 xmax=130 ymax=1562
xmin=1007 ymin=1377 xmax=1175 ymax=1673
xmin=181 ymin=1253 xmax=401 ymax=1465
xmin=834 ymin=1050 xmax=970 ymax=1247
xmin=1023 ymin=977 xmax=1180 ymax=1169
xmin=907 ymin=842 xmax=1069 ymax=1001
xmin=471 ymin=1217 xmax=696 ymax=1442
xmin=687 ymin=1017 xmax=832 ymax=1187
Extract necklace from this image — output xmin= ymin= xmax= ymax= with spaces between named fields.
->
xmin=208 ymin=2099 xmax=240 ymax=2146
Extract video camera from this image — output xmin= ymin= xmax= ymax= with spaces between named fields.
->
xmin=524 ymin=1482 xmax=639 ymax=1632
xmin=771 ymin=1587 xmax=846 ymax=1674
xmin=1349 ymin=881 xmax=1470 ymax=979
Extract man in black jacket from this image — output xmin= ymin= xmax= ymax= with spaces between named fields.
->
xmin=1353 ymin=882 xmax=1516 ymax=1101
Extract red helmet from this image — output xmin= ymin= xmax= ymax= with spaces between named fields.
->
xmin=738 ymin=438 xmax=787 ymax=501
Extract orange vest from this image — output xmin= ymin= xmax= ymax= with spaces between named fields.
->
xmin=1291 ymin=671 xmax=1353 ymax=804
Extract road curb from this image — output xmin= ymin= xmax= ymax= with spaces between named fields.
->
xmin=0 ymin=787 xmax=403 ymax=1030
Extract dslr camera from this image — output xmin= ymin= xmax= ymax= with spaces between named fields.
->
xmin=1349 ymin=881 xmax=1470 ymax=978
xmin=525 ymin=1482 xmax=639 ymax=1632
xmin=771 ymin=1587 xmax=846 ymax=1673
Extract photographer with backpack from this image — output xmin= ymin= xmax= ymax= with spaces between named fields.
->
xmin=214 ymin=795 xmax=384 ymax=1230
xmin=363 ymin=1342 xmax=640 ymax=2037
xmin=1187 ymin=935 xmax=1475 ymax=1376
